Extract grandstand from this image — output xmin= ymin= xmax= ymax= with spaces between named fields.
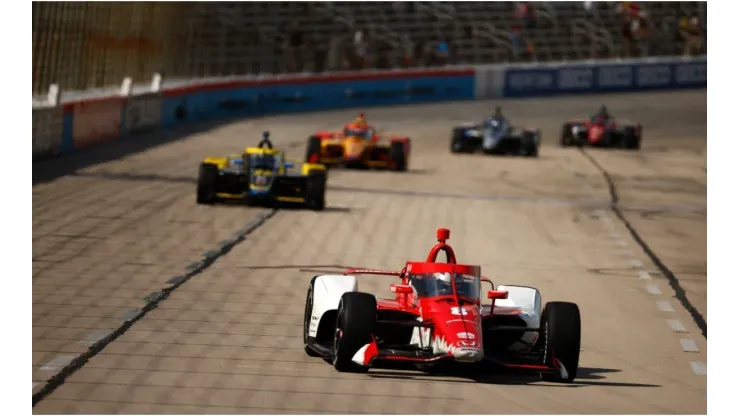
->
xmin=32 ymin=1 xmax=706 ymax=96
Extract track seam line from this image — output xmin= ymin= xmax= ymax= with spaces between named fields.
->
xmin=32 ymin=210 xmax=278 ymax=407
xmin=578 ymin=148 xmax=707 ymax=339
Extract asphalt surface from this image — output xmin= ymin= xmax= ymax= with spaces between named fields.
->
xmin=32 ymin=90 xmax=707 ymax=414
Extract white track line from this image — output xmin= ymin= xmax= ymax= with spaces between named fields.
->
xmin=667 ymin=319 xmax=689 ymax=333
xmin=39 ymin=355 xmax=77 ymax=371
xmin=657 ymin=300 xmax=675 ymax=312
xmin=646 ymin=284 xmax=662 ymax=295
xmin=690 ymin=361 xmax=707 ymax=376
xmin=680 ymin=339 xmax=700 ymax=353
xmin=637 ymin=270 xmax=652 ymax=281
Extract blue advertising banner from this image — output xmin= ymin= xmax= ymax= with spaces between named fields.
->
xmin=161 ymin=70 xmax=476 ymax=128
xmin=502 ymin=58 xmax=706 ymax=98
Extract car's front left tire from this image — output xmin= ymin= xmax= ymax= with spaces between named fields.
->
xmin=305 ymin=170 xmax=326 ymax=211
xmin=303 ymin=276 xmax=322 ymax=357
xmin=332 ymin=292 xmax=376 ymax=373
xmin=196 ymin=163 xmax=219 ymax=204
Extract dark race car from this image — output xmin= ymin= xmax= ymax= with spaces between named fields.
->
xmin=196 ymin=134 xmax=327 ymax=210
xmin=450 ymin=115 xmax=540 ymax=157
xmin=560 ymin=109 xmax=642 ymax=149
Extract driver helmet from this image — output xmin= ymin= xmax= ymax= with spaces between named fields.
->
xmin=434 ymin=272 xmax=453 ymax=294
xmin=434 ymin=271 xmax=452 ymax=283
xmin=262 ymin=131 xmax=270 ymax=140
xmin=354 ymin=112 xmax=368 ymax=128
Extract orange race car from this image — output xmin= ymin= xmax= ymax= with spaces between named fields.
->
xmin=304 ymin=113 xmax=411 ymax=171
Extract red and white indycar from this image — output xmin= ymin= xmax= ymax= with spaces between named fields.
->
xmin=560 ymin=115 xmax=642 ymax=150
xmin=302 ymin=228 xmax=582 ymax=382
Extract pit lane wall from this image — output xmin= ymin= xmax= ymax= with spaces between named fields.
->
xmin=32 ymin=57 xmax=705 ymax=161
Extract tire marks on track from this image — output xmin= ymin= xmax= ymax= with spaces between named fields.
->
xmin=579 ymin=148 xmax=707 ymax=338
xmin=32 ymin=211 xmax=277 ymax=407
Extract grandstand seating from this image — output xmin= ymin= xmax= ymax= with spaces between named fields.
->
xmin=180 ymin=1 xmax=708 ymax=76
xmin=32 ymin=2 xmax=706 ymax=95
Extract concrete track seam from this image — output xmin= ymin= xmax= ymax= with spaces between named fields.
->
xmin=32 ymin=209 xmax=278 ymax=407
xmin=578 ymin=148 xmax=707 ymax=339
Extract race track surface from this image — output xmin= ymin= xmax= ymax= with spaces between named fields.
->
xmin=32 ymin=90 xmax=707 ymax=414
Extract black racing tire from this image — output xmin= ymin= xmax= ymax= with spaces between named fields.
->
xmin=332 ymin=292 xmax=377 ymax=373
xmin=303 ymin=276 xmax=322 ymax=357
xmin=539 ymin=301 xmax=581 ymax=383
xmin=389 ymin=141 xmax=408 ymax=171
xmin=450 ymin=127 xmax=468 ymax=153
xmin=560 ymin=123 xmax=573 ymax=147
xmin=623 ymin=126 xmax=642 ymax=150
xmin=305 ymin=170 xmax=327 ymax=211
xmin=305 ymin=135 xmax=323 ymax=163
xmin=196 ymin=163 xmax=219 ymax=204
xmin=521 ymin=130 xmax=540 ymax=157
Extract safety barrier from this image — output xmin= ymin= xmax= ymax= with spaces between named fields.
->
xmin=474 ymin=56 xmax=706 ymax=99
xmin=32 ymin=57 xmax=705 ymax=162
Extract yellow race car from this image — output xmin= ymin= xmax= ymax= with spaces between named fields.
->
xmin=196 ymin=134 xmax=327 ymax=210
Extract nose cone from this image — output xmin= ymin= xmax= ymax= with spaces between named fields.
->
xmin=426 ymin=302 xmax=485 ymax=363
xmin=452 ymin=346 xmax=484 ymax=362
xmin=343 ymin=138 xmax=366 ymax=160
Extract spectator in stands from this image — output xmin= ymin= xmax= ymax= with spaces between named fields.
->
xmin=617 ymin=2 xmax=649 ymax=57
xmin=516 ymin=2 xmax=537 ymax=28
xmin=433 ymin=37 xmax=450 ymax=66
xmin=509 ymin=25 xmax=535 ymax=62
xmin=679 ymin=13 xmax=703 ymax=56
xmin=283 ymin=21 xmax=305 ymax=72
xmin=414 ymin=40 xmax=427 ymax=67
xmin=353 ymin=27 xmax=371 ymax=69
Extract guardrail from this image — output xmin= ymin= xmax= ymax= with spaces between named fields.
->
xmin=32 ymin=56 xmax=705 ymax=162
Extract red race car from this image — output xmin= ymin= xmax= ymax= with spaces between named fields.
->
xmin=560 ymin=107 xmax=642 ymax=150
xmin=302 ymin=228 xmax=582 ymax=382
xmin=304 ymin=113 xmax=411 ymax=171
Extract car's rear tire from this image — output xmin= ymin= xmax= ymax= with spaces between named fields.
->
xmin=196 ymin=163 xmax=219 ymax=204
xmin=305 ymin=135 xmax=323 ymax=163
xmin=450 ymin=128 xmax=469 ymax=153
xmin=623 ymin=126 xmax=642 ymax=150
xmin=521 ymin=131 xmax=540 ymax=157
xmin=560 ymin=124 xmax=573 ymax=147
xmin=303 ymin=276 xmax=322 ymax=357
xmin=389 ymin=141 xmax=408 ymax=171
xmin=539 ymin=301 xmax=581 ymax=383
xmin=305 ymin=170 xmax=326 ymax=211
xmin=332 ymin=292 xmax=376 ymax=373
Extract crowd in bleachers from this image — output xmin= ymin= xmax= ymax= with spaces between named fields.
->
xmin=247 ymin=1 xmax=705 ymax=75
xmin=32 ymin=2 xmax=707 ymax=94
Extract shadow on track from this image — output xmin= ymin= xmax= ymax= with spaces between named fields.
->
xmin=367 ymin=366 xmax=660 ymax=388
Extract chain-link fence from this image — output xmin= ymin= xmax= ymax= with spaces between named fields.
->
xmin=32 ymin=2 xmax=192 ymax=96
xmin=33 ymin=2 xmax=706 ymax=98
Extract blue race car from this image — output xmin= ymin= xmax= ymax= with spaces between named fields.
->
xmin=450 ymin=109 xmax=541 ymax=157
